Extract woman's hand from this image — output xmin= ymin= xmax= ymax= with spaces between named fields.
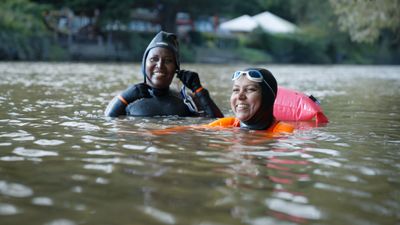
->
xmin=177 ymin=70 xmax=202 ymax=92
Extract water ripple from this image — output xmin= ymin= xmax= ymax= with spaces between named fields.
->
xmin=32 ymin=197 xmax=54 ymax=206
xmin=265 ymin=198 xmax=322 ymax=220
xmin=304 ymin=147 xmax=340 ymax=156
xmin=314 ymin=182 xmax=371 ymax=198
xmin=122 ymin=144 xmax=147 ymax=151
xmin=0 ymin=203 xmax=19 ymax=215
xmin=60 ymin=121 xmax=100 ymax=131
xmin=86 ymin=150 xmax=123 ymax=156
xmin=138 ymin=206 xmax=176 ymax=225
xmin=0 ymin=130 xmax=34 ymax=141
xmin=0 ymin=180 xmax=33 ymax=198
xmin=83 ymin=164 xmax=113 ymax=173
xmin=0 ymin=156 xmax=25 ymax=161
xmin=82 ymin=157 xmax=143 ymax=167
xmin=272 ymin=190 xmax=308 ymax=204
xmin=0 ymin=142 xmax=12 ymax=146
xmin=308 ymin=158 xmax=342 ymax=167
xmin=34 ymin=139 xmax=65 ymax=146
xmin=13 ymin=147 xmax=58 ymax=158
xmin=1 ymin=63 xmax=399 ymax=225
xmin=44 ymin=219 xmax=76 ymax=225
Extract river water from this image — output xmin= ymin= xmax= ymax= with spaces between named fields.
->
xmin=0 ymin=62 xmax=399 ymax=225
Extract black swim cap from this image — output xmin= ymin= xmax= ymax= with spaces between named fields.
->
xmin=141 ymin=31 xmax=180 ymax=82
xmin=240 ymin=68 xmax=277 ymax=130
xmin=257 ymin=68 xmax=277 ymax=106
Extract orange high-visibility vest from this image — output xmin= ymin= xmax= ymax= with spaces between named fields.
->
xmin=207 ymin=117 xmax=294 ymax=133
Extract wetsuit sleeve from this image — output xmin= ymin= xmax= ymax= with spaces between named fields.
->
xmin=195 ymin=88 xmax=224 ymax=118
xmin=104 ymin=84 xmax=150 ymax=117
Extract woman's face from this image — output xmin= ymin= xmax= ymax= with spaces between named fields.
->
xmin=145 ymin=47 xmax=176 ymax=89
xmin=230 ymin=76 xmax=262 ymax=122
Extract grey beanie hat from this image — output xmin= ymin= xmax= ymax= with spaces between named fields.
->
xmin=141 ymin=31 xmax=180 ymax=82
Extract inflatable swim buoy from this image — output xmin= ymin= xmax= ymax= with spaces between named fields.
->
xmin=274 ymin=87 xmax=329 ymax=123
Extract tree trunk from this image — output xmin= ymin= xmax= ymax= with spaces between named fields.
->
xmin=158 ymin=4 xmax=177 ymax=33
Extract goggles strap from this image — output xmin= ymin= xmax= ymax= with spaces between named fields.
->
xmin=180 ymin=86 xmax=198 ymax=113
xmin=232 ymin=70 xmax=276 ymax=98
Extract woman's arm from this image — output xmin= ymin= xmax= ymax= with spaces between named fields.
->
xmin=177 ymin=70 xmax=224 ymax=118
xmin=194 ymin=88 xmax=224 ymax=118
xmin=104 ymin=83 xmax=151 ymax=117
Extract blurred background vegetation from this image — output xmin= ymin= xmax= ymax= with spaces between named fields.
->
xmin=1 ymin=0 xmax=399 ymax=64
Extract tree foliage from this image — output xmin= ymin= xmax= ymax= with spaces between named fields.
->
xmin=329 ymin=0 xmax=400 ymax=43
xmin=3 ymin=0 xmax=399 ymax=62
xmin=0 ymin=0 xmax=60 ymax=60
xmin=0 ymin=0 xmax=49 ymax=33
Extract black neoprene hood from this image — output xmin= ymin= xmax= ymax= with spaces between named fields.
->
xmin=141 ymin=31 xmax=180 ymax=81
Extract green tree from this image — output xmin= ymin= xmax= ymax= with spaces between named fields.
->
xmin=0 ymin=0 xmax=58 ymax=60
xmin=0 ymin=0 xmax=50 ymax=35
xmin=329 ymin=0 xmax=400 ymax=43
xmin=33 ymin=0 xmax=235 ymax=32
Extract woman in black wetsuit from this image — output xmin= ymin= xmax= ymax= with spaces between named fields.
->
xmin=104 ymin=31 xmax=223 ymax=118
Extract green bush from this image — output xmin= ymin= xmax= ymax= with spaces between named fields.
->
xmin=0 ymin=30 xmax=63 ymax=60
xmin=246 ymin=29 xmax=332 ymax=63
xmin=245 ymin=26 xmax=400 ymax=64
xmin=0 ymin=0 xmax=63 ymax=60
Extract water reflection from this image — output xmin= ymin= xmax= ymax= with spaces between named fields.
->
xmin=0 ymin=62 xmax=399 ymax=225
xmin=210 ymin=132 xmax=320 ymax=224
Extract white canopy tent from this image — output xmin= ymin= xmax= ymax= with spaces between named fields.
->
xmin=219 ymin=15 xmax=257 ymax=33
xmin=252 ymin=11 xmax=297 ymax=33
xmin=219 ymin=11 xmax=297 ymax=34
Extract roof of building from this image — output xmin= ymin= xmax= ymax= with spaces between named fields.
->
xmin=219 ymin=11 xmax=297 ymax=34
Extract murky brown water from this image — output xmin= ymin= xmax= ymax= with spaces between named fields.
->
xmin=0 ymin=62 xmax=399 ymax=225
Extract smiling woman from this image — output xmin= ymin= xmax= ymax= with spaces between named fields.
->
xmin=145 ymin=48 xmax=176 ymax=89
xmin=104 ymin=31 xmax=223 ymax=118
xmin=208 ymin=68 xmax=294 ymax=132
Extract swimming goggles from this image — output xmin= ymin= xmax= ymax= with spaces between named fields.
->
xmin=180 ymin=86 xmax=199 ymax=113
xmin=232 ymin=70 xmax=276 ymax=97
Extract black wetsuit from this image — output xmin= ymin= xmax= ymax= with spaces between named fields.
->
xmin=104 ymin=83 xmax=223 ymax=118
